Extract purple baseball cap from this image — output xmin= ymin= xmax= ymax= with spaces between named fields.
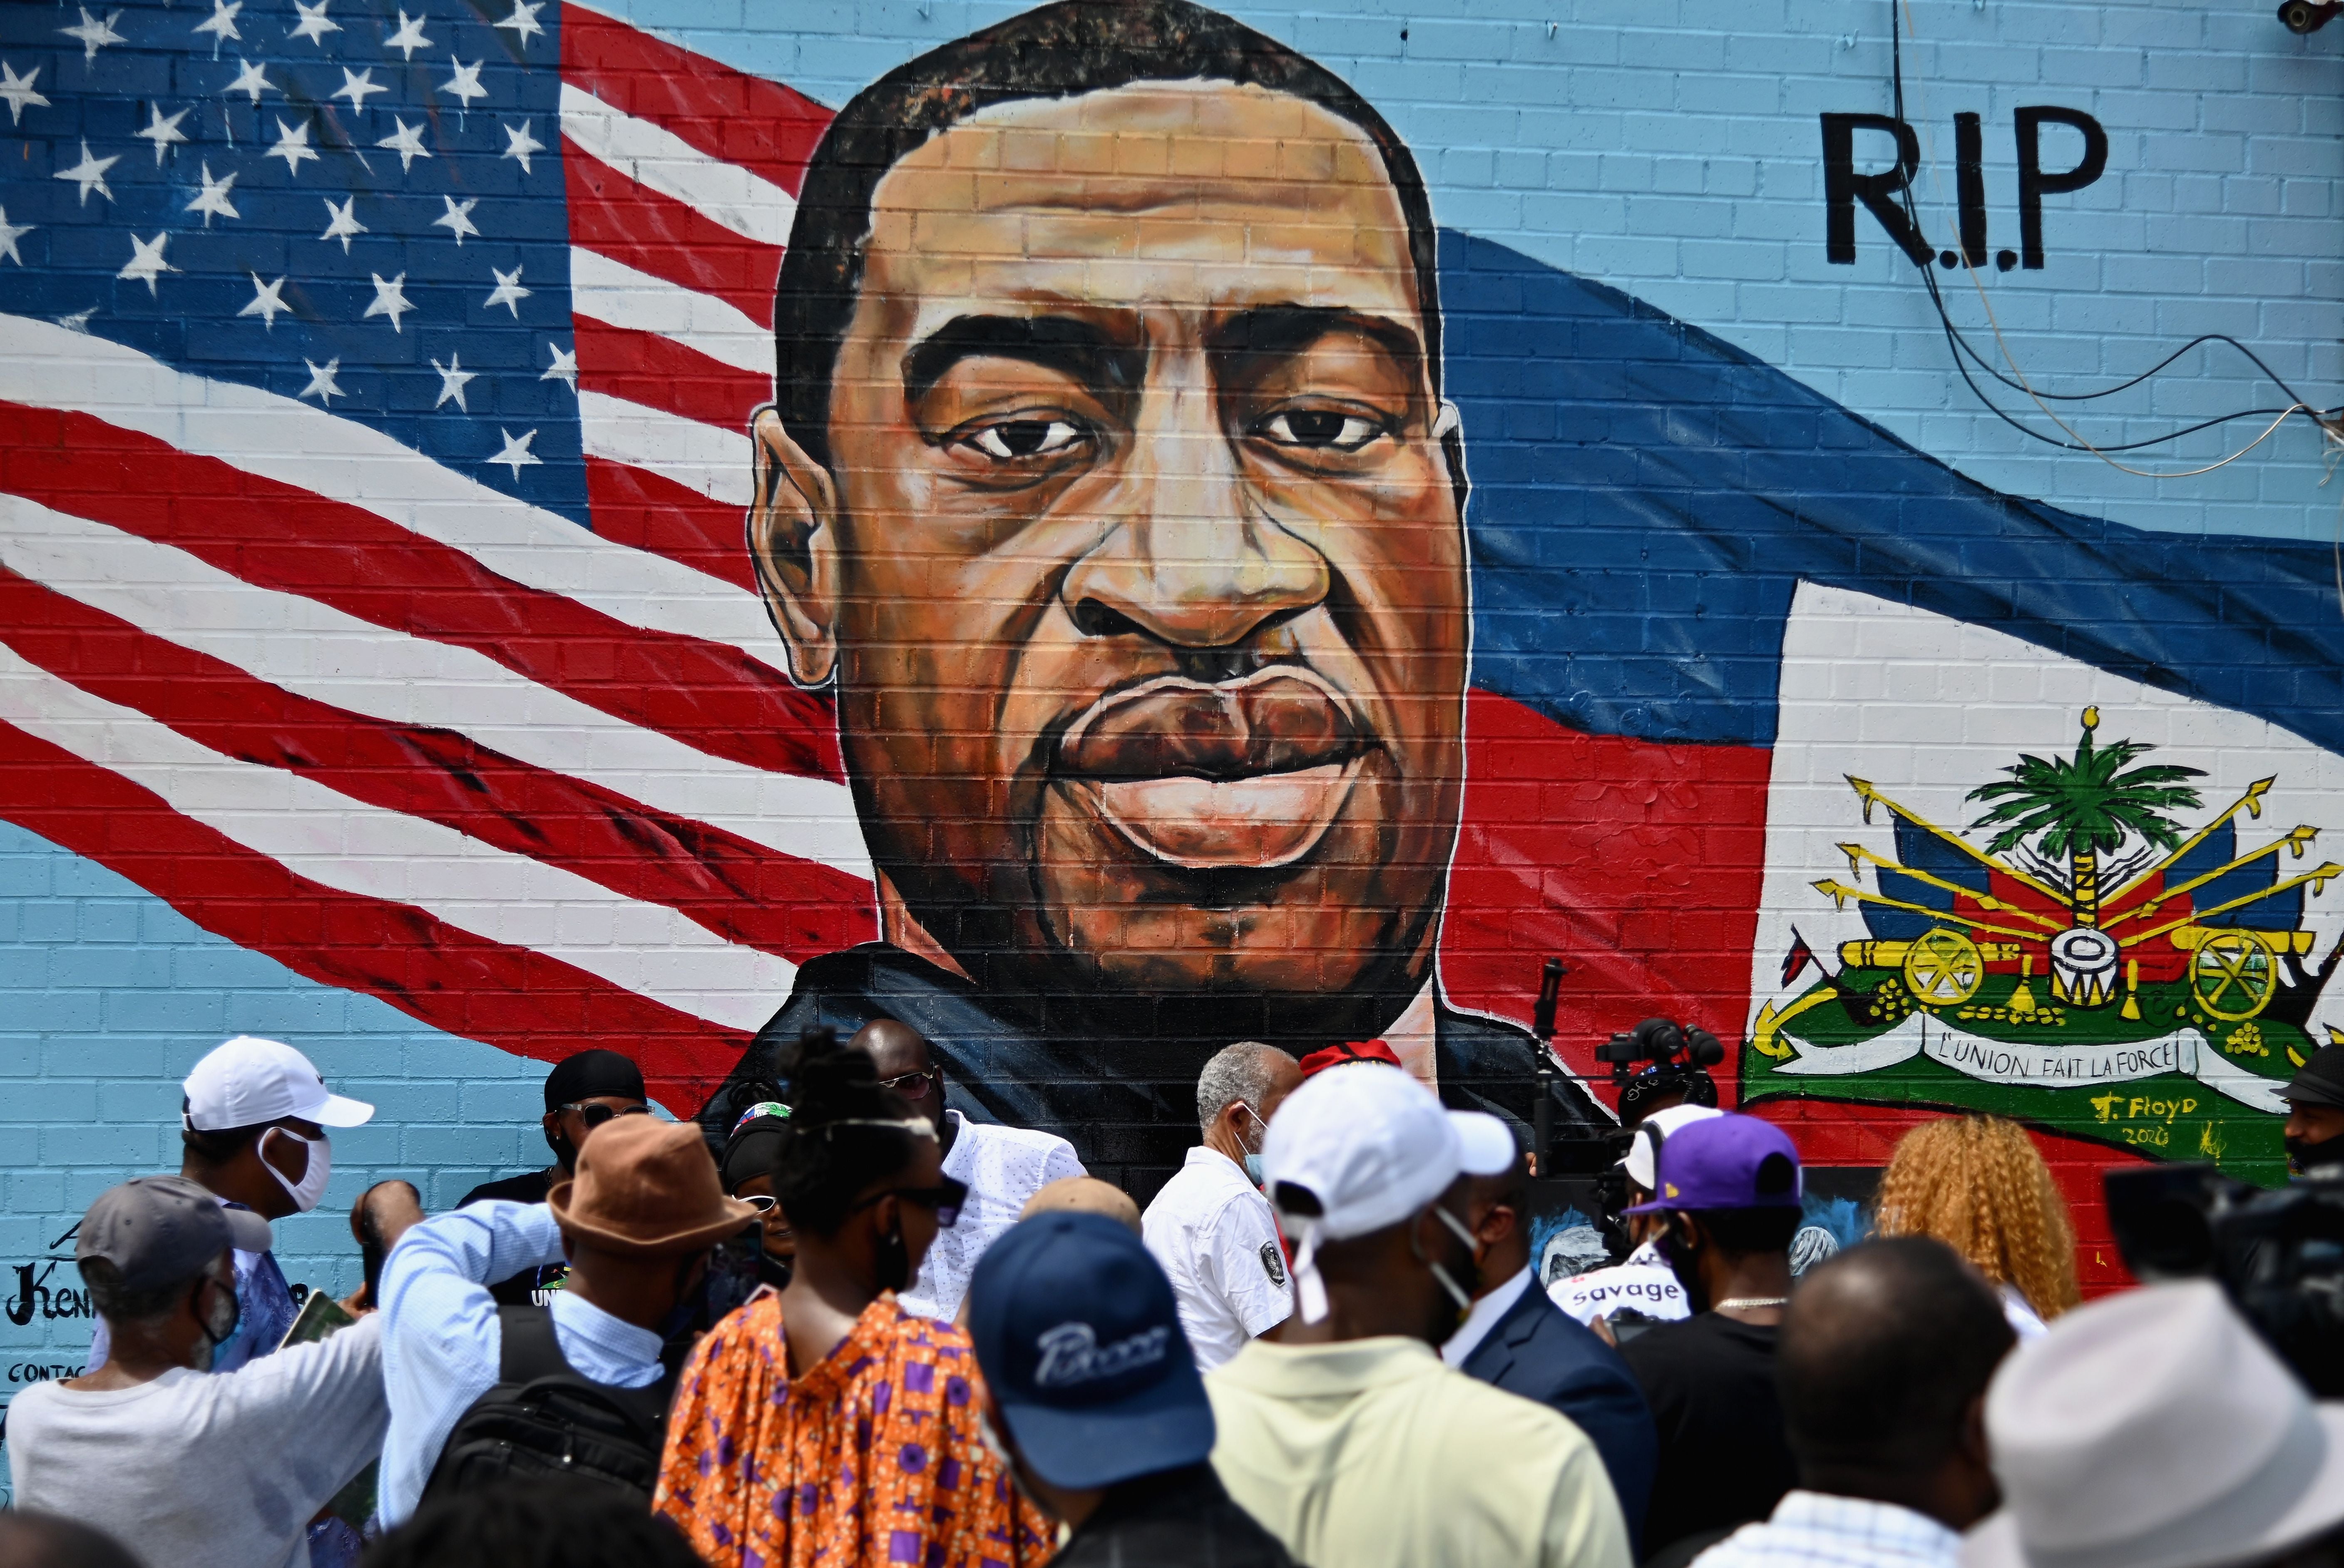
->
xmin=1623 ymin=1112 xmax=1802 ymax=1213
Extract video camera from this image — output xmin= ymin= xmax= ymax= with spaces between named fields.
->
xmin=1596 ymin=1017 xmax=1726 ymax=1126
xmin=2105 ymin=1164 xmax=2344 ymax=1397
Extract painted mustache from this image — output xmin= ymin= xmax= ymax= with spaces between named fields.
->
xmin=1053 ymin=671 xmax=1367 ymax=870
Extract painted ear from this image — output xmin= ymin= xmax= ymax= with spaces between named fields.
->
xmin=747 ymin=407 xmax=841 ymax=689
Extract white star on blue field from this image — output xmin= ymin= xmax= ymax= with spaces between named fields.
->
xmin=0 ymin=0 xmax=586 ymax=522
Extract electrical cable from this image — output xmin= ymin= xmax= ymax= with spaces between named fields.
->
xmin=1883 ymin=0 xmax=2344 ymax=474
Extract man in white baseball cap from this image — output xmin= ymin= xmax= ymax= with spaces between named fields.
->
xmin=90 ymin=1036 xmax=375 ymax=1375
xmin=1204 ymin=1063 xmax=1631 ymax=1568
xmin=82 ymin=1037 xmax=382 ymax=1564
xmin=1964 ymin=1280 xmax=2344 ymax=1568
xmin=1551 ymin=1103 xmax=1724 ymax=1329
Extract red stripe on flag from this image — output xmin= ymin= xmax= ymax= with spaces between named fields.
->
xmin=573 ymin=314 xmax=768 ymax=435
xmin=0 ymin=401 xmax=844 ymax=784
xmin=0 ymin=568 xmax=875 ymax=963
xmin=560 ymin=2 xmax=831 ymax=195
xmin=585 ymin=456 xmax=761 ymax=596
xmin=1440 ymin=689 xmax=1771 ymax=1111
xmin=0 ymin=717 xmax=750 ymax=1111
xmin=564 ymin=152 xmax=783 ymax=327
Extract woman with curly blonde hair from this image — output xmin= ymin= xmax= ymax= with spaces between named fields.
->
xmin=1873 ymin=1114 xmax=2082 ymax=1337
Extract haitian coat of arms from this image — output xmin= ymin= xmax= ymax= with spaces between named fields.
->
xmin=1744 ymin=708 xmax=2337 ymax=1183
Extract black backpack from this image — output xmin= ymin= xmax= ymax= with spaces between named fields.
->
xmin=422 ymin=1305 xmax=673 ymax=1506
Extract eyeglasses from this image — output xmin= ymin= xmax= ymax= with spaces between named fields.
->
xmin=876 ymin=1068 xmax=940 ymax=1101
xmin=848 ymin=1175 xmax=968 ymax=1229
xmin=560 ymin=1102 xmax=651 ymax=1129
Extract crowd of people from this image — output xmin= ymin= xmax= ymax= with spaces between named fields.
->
xmin=5 ymin=1026 xmax=2344 ymax=1568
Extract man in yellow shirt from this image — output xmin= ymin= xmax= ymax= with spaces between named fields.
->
xmin=1206 ymin=1064 xmax=1632 ymax=1568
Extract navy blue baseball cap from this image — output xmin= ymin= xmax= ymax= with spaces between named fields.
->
xmin=965 ymin=1212 xmax=1215 ymax=1490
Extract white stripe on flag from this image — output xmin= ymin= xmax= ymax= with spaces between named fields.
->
xmin=578 ymin=390 xmax=755 ymax=508
xmin=567 ymin=248 xmax=772 ymax=374
xmin=0 ymin=641 xmax=798 ymax=1030
xmin=0 ymin=493 xmax=871 ymax=882
xmin=0 ymin=312 xmax=782 ymax=656
xmin=559 ymin=82 xmax=798 ymax=250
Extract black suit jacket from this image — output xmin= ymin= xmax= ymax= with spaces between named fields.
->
xmin=697 ymin=942 xmax=1610 ymax=1201
xmin=1459 ymin=1275 xmax=1659 ymax=1554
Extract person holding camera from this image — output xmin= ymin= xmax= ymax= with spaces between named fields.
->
xmin=1616 ymin=1114 xmax=1805 ymax=1562
xmin=376 ymin=1116 xmax=758 ymax=1524
xmin=2282 ymin=1040 xmax=2344 ymax=1177
xmin=1552 ymin=1103 xmax=1725 ymax=1329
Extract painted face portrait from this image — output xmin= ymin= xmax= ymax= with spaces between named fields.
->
xmin=755 ymin=82 xmax=1464 ymax=1039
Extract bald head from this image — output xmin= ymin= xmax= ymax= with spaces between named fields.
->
xmin=851 ymin=1019 xmax=931 ymax=1080
xmin=1780 ymin=1237 xmax=2016 ymax=1484
xmin=1020 ymin=1175 xmax=1142 ymax=1233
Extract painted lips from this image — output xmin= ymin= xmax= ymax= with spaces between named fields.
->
xmin=1053 ymin=670 xmax=1366 ymax=870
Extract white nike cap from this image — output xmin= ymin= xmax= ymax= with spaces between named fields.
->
xmin=1261 ymin=1062 xmax=1517 ymax=1322
xmin=183 ymin=1036 xmax=375 ymax=1132
xmin=1621 ymin=1103 xmax=1726 ymax=1192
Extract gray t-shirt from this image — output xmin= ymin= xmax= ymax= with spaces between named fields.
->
xmin=7 ymin=1314 xmax=388 ymax=1568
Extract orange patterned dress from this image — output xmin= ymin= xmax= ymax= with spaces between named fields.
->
xmin=653 ymin=1292 xmax=1051 ymax=1568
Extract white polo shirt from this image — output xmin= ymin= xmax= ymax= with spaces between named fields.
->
xmin=1143 ymin=1144 xmax=1293 ymax=1371
xmin=897 ymin=1110 xmax=1085 ymax=1322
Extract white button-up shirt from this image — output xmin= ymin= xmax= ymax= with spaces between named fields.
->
xmin=897 ymin=1110 xmax=1084 ymax=1322
xmin=1143 ymin=1145 xmax=1293 ymax=1371
xmin=1691 ymin=1491 xmax=1962 ymax=1568
xmin=376 ymin=1200 xmax=665 ymax=1526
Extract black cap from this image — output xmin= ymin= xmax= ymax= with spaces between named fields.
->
xmin=2282 ymin=1041 xmax=2344 ymax=1111
xmin=544 ymin=1050 xmax=646 ymax=1110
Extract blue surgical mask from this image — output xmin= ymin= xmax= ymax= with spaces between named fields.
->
xmin=1237 ymin=1103 xmax=1268 ymax=1187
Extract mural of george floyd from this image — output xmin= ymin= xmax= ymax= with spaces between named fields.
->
xmin=0 ymin=0 xmax=2337 ymax=1470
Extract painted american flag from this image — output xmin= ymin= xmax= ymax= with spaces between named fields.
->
xmin=0 ymin=0 xmax=872 ymax=1108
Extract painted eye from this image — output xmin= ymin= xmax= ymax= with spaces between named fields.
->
xmin=962 ymin=419 xmax=1086 ymax=461
xmin=1255 ymin=409 xmax=1387 ymax=452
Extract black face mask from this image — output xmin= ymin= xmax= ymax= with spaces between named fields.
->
xmin=2287 ymin=1133 xmax=2344 ymax=1175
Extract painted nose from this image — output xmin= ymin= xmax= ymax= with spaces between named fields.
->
xmin=1060 ymin=358 xmax=1328 ymax=649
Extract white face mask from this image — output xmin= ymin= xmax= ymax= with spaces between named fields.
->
xmin=260 ymin=1127 xmax=331 ymax=1213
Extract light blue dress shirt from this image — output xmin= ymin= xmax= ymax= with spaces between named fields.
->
xmin=375 ymin=1200 xmax=665 ymax=1526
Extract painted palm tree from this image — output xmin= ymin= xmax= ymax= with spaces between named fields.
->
xmin=1967 ymin=708 xmax=2205 ymax=927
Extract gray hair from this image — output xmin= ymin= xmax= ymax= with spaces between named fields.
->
xmin=1196 ymin=1041 xmax=1296 ymax=1131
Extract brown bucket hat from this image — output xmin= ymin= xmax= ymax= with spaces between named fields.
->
xmin=547 ymin=1116 xmax=758 ymax=1255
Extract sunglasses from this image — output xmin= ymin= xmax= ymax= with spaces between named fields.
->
xmin=876 ymin=1068 xmax=940 ymax=1100
xmin=849 ymin=1175 xmax=968 ymax=1229
xmin=560 ymin=1101 xmax=651 ymax=1129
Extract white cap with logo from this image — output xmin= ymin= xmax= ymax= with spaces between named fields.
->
xmin=1260 ymin=1062 xmax=1517 ymax=1323
xmin=182 ymin=1036 xmax=375 ymax=1132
